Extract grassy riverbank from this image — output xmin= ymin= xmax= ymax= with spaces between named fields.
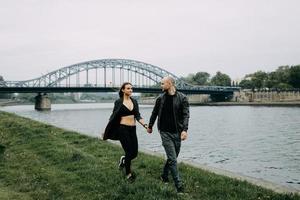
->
xmin=0 ymin=111 xmax=299 ymax=200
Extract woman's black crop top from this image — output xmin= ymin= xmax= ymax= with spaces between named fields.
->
xmin=119 ymin=104 xmax=135 ymax=117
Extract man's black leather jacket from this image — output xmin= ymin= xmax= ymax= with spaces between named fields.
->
xmin=149 ymin=91 xmax=189 ymax=133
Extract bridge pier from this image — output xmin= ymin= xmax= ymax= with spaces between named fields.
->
xmin=35 ymin=93 xmax=51 ymax=111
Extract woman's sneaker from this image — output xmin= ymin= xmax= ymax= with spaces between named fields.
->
xmin=118 ymin=156 xmax=125 ymax=170
xmin=126 ymin=173 xmax=136 ymax=183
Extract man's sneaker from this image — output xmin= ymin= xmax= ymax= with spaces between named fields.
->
xmin=176 ymin=186 xmax=185 ymax=194
xmin=118 ymin=156 xmax=125 ymax=170
xmin=160 ymin=175 xmax=169 ymax=184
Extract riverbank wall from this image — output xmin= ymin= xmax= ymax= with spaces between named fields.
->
xmin=237 ymin=90 xmax=300 ymax=103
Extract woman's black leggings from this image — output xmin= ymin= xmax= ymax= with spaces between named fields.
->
xmin=119 ymin=124 xmax=138 ymax=175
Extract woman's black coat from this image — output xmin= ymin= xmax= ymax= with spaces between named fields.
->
xmin=103 ymin=97 xmax=141 ymax=140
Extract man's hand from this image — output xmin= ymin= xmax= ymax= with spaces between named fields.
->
xmin=181 ymin=131 xmax=188 ymax=140
xmin=147 ymin=128 xmax=153 ymax=134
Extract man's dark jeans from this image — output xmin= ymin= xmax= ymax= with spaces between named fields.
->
xmin=160 ymin=131 xmax=182 ymax=189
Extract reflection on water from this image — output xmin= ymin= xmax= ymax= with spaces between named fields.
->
xmin=1 ymin=103 xmax=300 ymax=190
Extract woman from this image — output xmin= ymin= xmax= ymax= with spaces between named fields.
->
xmin=103 ymin=82 xmax=147 ymax=182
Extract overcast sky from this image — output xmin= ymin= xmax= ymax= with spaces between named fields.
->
xmin=1 ymin=0 xmax=299 ymax=81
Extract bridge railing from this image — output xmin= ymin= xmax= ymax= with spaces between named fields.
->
xmin=0 ymin=81 xmax=240 ymax=93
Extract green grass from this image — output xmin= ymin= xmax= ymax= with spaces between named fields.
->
xmin=0 ymin=111 xmax=299 ymax=200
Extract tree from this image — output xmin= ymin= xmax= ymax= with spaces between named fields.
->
xmin=239 ymin=79 xmax=254 ymax=89
xmin=265 ymin=71 xmax=279 ymax=89
xmin=232 ymin=81 xmax=235 ymax=87
xmin=210 ymin=71 xmax=231 ymax=86
xmin=275 ymin=66 xmax=290 ymax=83
xmin=181 ymin=72 xmax=210 ymax=85
xmin=192 ymin=72 xmax=210 ymax=85
xmin=276 ymin=83 xmax=293 ymax=90
xmin=251 ymin=71 xmax=268 ymax=89
xmin=289 ymin=65 xmax=300 ymax=88
xmin=0 ymin=75 xmax=9 ymax=99
xmin=181 ymin=74 xmax=195 ymax=85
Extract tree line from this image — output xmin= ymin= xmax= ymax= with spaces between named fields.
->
xmin=181 ymin=71 xmax=232 ymax=87
xmin=238 ymin=65 xmax=300 ymax=90
xmin=181 ymin=65 xmax=300 ymax=90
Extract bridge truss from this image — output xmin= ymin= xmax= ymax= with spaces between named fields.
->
xmin=0 ymin=59 xmax=240 ymax=94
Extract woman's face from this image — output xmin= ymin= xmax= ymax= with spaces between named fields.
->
xmin=122 ymin=84 xmax=133 ymax=96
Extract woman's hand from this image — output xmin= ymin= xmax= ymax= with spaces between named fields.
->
xmin=142 ymin=123 xmax=148 ymax=129
xmin=138 ymin=119 xmax=148 ymax=130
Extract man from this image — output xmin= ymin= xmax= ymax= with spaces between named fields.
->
xmin=147 ymin=76 xmax=189 ymax=193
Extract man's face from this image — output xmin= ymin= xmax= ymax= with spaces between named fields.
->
xmin=161 ymin=78 xmax=170 ymax=91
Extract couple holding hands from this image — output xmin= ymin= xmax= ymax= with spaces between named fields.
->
xmin=103 ymin=76 xmax=190 ymax=193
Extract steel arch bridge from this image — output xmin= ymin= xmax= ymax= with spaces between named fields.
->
xmin=0 ymin=59 xmax=240 ymax=94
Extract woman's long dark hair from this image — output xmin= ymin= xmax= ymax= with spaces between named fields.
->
xmin=119 ymin=82 xmax=132 ymax=98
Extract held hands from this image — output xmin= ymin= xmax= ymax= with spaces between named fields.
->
xmin=181 ymin=131 xmax=188 ymax=141
xmin=139 ymin=119 xmax=148 ymax=130
xmin=140 ymin=119 xmax=152 ymax=134
xmin=146 ymin=127 xmax=186 ymax=138
xmin=147 ymin=127 xmax=152 ymax=134
xmin=142 ymin=123 xmax=148 ymax=130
